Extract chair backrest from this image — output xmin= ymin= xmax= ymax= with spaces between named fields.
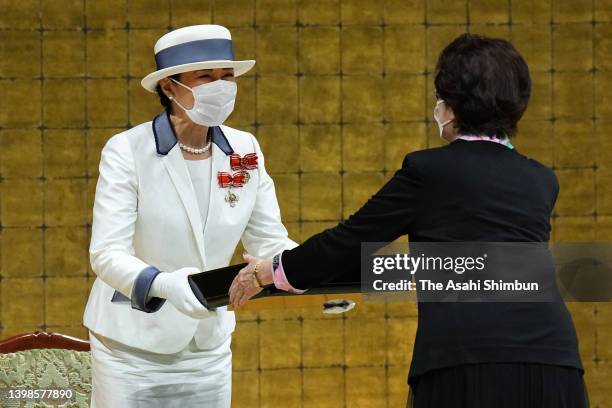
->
xmin=0 ymin=331 xmax=90 ymax=353
xmin=0 ymin=332 xmax=92 ymax=407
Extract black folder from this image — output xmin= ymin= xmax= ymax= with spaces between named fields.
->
xmin=188 ymin=263 xmax=360 ymax=309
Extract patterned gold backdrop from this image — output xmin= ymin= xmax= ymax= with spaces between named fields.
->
xmin=0 ymin=0 xmax=611 ymax=406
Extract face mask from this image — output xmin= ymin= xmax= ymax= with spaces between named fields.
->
xmin=433 ymin=99 xmax=454 ymax=140
xmin=169 ymin=78 xmax=237 ymax=127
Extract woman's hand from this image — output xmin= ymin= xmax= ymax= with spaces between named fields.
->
xmin=229 ymin=253 xmax=273 ymax=307
xmin=149 ymin=267 xmax=210 ymax=319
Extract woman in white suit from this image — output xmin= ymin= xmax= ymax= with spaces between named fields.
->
xmin=83 ymin=25 xmax=295 ymax=407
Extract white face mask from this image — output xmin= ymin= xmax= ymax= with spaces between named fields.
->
xmin=433 ymin=99 xmax=454 ymax=140
xmin=169 ymin=78 xmax=237 ymax=127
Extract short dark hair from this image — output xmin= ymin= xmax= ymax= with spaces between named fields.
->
xmin=155 ymin=73 xmax=181 ymax=109
xmin=434 ymin=34 xmax=531 ymax=138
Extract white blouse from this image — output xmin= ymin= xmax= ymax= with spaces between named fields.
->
xmin=185 ymin=157 xmax=212 ymax=228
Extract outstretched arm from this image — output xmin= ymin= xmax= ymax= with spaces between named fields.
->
xmin=230 ymin=154 xmax=424 ymax=306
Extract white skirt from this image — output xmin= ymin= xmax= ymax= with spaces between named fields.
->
xmin=88 ymin=331 xmax=232 ymax=408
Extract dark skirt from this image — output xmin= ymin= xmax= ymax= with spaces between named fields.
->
xmin=408 ymin=363 xmax=589 ymax=408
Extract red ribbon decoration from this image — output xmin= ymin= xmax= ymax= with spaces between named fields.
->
xmin=230 ymin=153 xmax=258 ymax=171
xmin=218 ymin=171 xmax=246 ymax=188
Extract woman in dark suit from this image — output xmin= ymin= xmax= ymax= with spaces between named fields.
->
xmin=229 ymin=34 xmax=588 ymax=407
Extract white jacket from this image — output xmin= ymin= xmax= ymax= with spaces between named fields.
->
xmin=83 ymin=111 xmax=296 ymax=354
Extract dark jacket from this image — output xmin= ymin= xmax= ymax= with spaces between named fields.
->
xmin=281 ymin=139 xmax=582 ymax=382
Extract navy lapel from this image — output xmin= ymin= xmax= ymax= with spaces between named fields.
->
xmin=152 ymin=110 xmax=234 ymax=155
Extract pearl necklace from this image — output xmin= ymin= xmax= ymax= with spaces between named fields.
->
xmin=178 ymin=139 xmax=211 ymax=155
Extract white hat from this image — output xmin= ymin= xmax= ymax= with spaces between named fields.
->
xmin=141 ymin=24 xmax=255 ymax=92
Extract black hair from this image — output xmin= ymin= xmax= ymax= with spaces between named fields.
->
xmin=434 ymin=33 xmax=531 ymax=138
xmin=155 ymin=73 xmax=181 ymax=109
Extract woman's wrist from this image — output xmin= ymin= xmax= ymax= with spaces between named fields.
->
xmin=258 ymin=259 xmax=274 ymax=285
xmin=271 ymin=252 xmax=306 ymax=294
